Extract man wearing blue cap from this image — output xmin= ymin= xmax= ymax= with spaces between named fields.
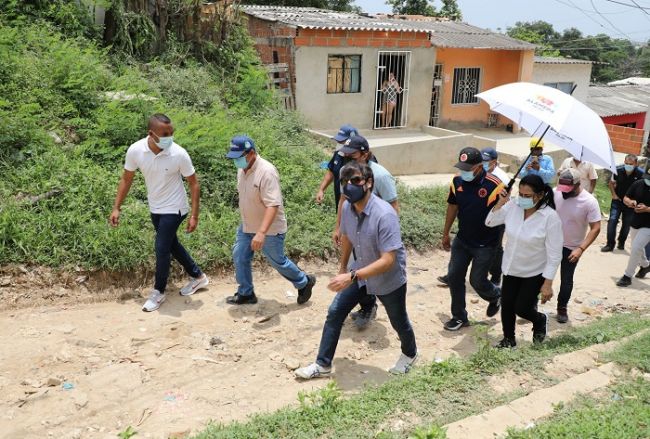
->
xmin=225 ymin=135 xmax=316 ymax=305
xmin=315 ymin=124 xmax=357 ymax=211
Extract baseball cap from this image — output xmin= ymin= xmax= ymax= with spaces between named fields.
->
xmin=481 ymin=147 xmax=498 ymax=161
xmin=530 ymin=137 xmax=545 ymax=149
xmin=226 ymin=135 xmax=256 ymax=159
xmin=339 ymin=135 xmax=370 ymax=155
xmin=557 ymin=168 xmax=581 ymax=192
xmin=333 ymin=124 xmax=358 ymax=142
xmin=454 ymin=147 xmax=483 ymax=171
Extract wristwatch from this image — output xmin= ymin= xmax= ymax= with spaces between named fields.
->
xmin=350 ymin=270 xmax=358 ymax=282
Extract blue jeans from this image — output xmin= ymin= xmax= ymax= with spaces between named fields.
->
xmin=558 ymin=247 xmax=578 ymax=308
xmin=316 ymin=283 xmax=416 ymax=367
xmin=448 ymin=237 xmax=501 ymax=321
xmin=232 ymin=225 xmax=308 ymax=296
xmin=607 ymin=200 xmax=633 ymax=248
xmin=151 ymin=213 xmax=202 ymax=294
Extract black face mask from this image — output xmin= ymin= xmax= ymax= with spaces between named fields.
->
xmin=562 ymin=190 xmax=578 ymax=199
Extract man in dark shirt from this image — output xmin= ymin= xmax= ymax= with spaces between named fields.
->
xmin=315 ymin=124 xmax=357 ymax=211
xmin=442 ymin=147 xmax=504 ymax=331
xmin=616 ymin=167 xmax=650 ymax=287
xmin=602 ymin=154 xmax=643 ymax=252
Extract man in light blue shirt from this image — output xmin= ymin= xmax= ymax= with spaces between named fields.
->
xmin=295 ymin=162 xmax=417 ymax=379
xmin=519 ymin=138 xmax=555 ymax=184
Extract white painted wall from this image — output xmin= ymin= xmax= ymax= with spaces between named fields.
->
xmin=532 ymin=62 xmax=592 ymax=103
xmin=294 ymin=46 xmax=436 ymax=130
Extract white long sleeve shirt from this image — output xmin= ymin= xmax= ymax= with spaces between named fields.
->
xmin=485 ymin=200 xmax=563 ymax=280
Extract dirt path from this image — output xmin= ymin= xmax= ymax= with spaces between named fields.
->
xmin=1 ymin=232 xmax=648 ymax=439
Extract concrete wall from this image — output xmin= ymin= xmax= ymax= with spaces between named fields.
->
xmin=532 ymin=62 xmax=592 ymax=103
xmin=435 ymin=48 xmax=534 ymax=127
xmin=294 ymin=45 xmax=435 ymax=130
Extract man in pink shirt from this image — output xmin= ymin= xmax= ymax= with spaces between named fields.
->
xmin=553 ymin=169 xmax=601 ymax=323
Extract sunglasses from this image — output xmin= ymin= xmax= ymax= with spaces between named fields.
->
xmin=343 ymin=176 xmax=365 ymax=185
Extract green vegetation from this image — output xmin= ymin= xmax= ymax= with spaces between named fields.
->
xmin=194 ymin=313 xmax=650 ymax=439
xmin=507 ymin=330 xmax=650 ymax=439
xmin=594 ymin=182 xmax=612 ymax=214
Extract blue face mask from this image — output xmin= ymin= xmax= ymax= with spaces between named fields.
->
xmin=624 ymin=164 xmax=635 ymax=173
xmin=155 ymin=136 xmax=173 ymax=150
xmin=482 ymin=162 xmax=490 ymax=172
xmin=460 ymin=170 xmax=476 ymax=182
xmin=343 ymin=183 xmax=367 ymax=204
xmin=517 ymin=196 xmax=535 ymax=210
xmin=234 ymin=156 xmax=248 ymax=169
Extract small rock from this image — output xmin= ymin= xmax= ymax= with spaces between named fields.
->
xmin=47 ymin=131 xmax=63 ymax=144
xmin=283 ymin=358 xmax=300 ymax=370
xmin=58 ymin=324 xmax=76 ymax=335
xmin=0 ymin=277 xmax=11 ymax=287
xmin=168 ymin=430 xmax=191 ymax=439
xmin=185 ymin=299 xmax=191 ymax=304
xmin=574 ymin=298 xmax=583 ymax=304
xmin=21 ymin=379 xmax=42 ymax=388
xmin=73 ymin=392 xmax=88 ymax=410
xmin=46 ymin=378 xmax=62 ymax=387
xmin=74 ymin=275 xmax=88 ymax=284
xmin=470 ymin=298 xmax=479 ymax=304
xmin=242 ymin=317 xmax=249 ymax=323
xmin=209 ymin=336 xmax=224 ymax=346
xmin=256 ymin=313 xmax=277 ymax=324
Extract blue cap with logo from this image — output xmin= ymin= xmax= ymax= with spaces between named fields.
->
xmin=339 ymin=135 xmax=370 ymax=155
xmin=481 ymin=147 xmax=498 ymax=161
xmin=226 ymin=135 xmax=256 ymax=159
xmin=333 ymin=124 xmax=358 ymax=142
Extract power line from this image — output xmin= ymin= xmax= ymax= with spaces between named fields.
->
xmin=589 ymin=0 xmax=634 ymax=39
xmin=603 ymin=0 xmax=650 ymax=10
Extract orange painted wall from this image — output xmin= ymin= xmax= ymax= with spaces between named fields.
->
xmin=436 ymin=48 xmax=534 ymax=126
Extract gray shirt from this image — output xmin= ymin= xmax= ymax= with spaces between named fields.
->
xmin=341 ymin=194 xmax=407 ymax=295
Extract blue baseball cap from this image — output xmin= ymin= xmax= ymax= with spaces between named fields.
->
xmin=226 ymin=135 xmax=255 ymax=159
xmin=332 ymin=124 xmax=358 ymax=142
xmin=481 ymin=147 xmax=498 ymax=161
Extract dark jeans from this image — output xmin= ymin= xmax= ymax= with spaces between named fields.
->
xmin=558 ymin=247 xmax=578 ymax=309
xmin=151 ymin=212 xmax=202 ymax=294
xmin=489 ymin=226 xmax=505 ymax=283
xmin=316 ymin=283 xmax=416 ymax=367
xmin=448 ymin=237 xmax=501 ymax=321
xmin=607 ymin=200 xmax=633 ymax=248
xmin=501 ymin=274 xmax=546 ymax=339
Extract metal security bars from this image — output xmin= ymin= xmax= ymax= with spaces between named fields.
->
xmin=374 ymin=51 xmax=411 ymax=129
xmin=327 ymin=55 xmax=361 ymax=93
xmin=451 ymin=67 xmax=481 ymax=105
xmin=429 ymin=63 xmax=443 ymax=126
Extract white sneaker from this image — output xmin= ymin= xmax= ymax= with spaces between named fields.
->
xmin=180 ymin=274 xmax=209 ymax=296
xmin=389 ymin=352 xmax=418 ymax=374
xmin=142 ymin=290 xmax=166 ymax=312
xmin=295 ymin=362 xmax=332 ymax=380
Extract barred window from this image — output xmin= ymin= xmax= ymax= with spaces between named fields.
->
xmin=451 ymin=67 xmax=481 ymax=104
xmin=544 ymin=82 xmax=574 ymax=94
xmin=327 ymin=55 xmax=361 ymax=94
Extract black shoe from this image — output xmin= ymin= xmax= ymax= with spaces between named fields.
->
xmin=226 ymin=292 xmax=258 ymax=305
xmin=533 ymin=313 xmax=548 ymax=344
xmin=617 ymin=243 xmax=625 ymax=250
xmin=601 ymin=245 xmax=613 ymax=252
xmin=443 ymin=318 xmax=469 ymax=331
xmin=351 ymin=304 xmax=378 ymax=329
xmin=486 ymin=297 xmax=501 ymax=317
xmin=616 ymin=275 xmax=632 ymax=287
xmin=635 ymin=266 xmax=650 ymax=279
xmin=297 ymin=274 xmax=316 ymax=304
xmin=437 ymin=275 xmax=449 ymax=286
xmin=556 ymin=307 xmax=569 ymax=323
xmin=496 ymin=337 xmax=516 ymax=349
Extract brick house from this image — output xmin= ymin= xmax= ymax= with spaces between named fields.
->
xmin=242 ymin=6 xmax=535 ymax=131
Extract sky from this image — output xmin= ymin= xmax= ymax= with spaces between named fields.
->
xmin=354 ymin=0 xmax=650 ymax=44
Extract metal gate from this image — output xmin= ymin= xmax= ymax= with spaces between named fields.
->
xmin=429 ymin=63 xmax=443 ymax=127
xmin=373 ymin=51 xmax=411 ymax=129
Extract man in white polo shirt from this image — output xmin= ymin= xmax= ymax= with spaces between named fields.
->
xmin=110 ymin=114 xmax=208 ymax=312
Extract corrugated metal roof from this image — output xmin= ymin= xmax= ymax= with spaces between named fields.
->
xmin=587 ymin=85 xmax=650 ymax=117
xmin=534 ymin=56 xmax=593 ymax=64
xmin=241 ymin=6 xmax=536 ymax=50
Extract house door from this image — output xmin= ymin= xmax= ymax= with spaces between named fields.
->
xmin=374 ymin=51 xmax=410 ymax=129
xmin=429 ymin=63 xmax=443 ymax=127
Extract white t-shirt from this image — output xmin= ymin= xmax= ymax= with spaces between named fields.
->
xmin=553 ymin=189 xmax=601 ymax=250
xmin=559 ymin=158 xmax=597 ymax=191
xmin=124 ymin=137 xmax=195 ymax=215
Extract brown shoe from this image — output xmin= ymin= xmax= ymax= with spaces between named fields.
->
xmin=556 ymin=307 xmax=568 ymax=324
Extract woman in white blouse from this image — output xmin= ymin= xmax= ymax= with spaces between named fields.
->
xmin=485 ymin=175 xmax=563 ymax=348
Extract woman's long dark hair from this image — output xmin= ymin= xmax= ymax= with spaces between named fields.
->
xmin=519 ymin=174 xmax=556 ymax=210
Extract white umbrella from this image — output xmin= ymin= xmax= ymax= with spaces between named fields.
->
xmin=476 ymin=82 xmax=616 ymax=177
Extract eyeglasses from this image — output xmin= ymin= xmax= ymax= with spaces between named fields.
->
xmin=343 ymin=176 xmax=365 ymax=185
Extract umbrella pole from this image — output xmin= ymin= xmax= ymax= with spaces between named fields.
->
xmin=506 ymin=83 xmax=579 ymax=192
